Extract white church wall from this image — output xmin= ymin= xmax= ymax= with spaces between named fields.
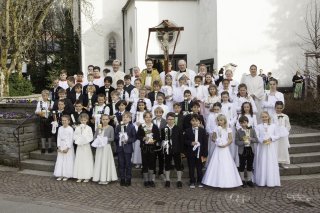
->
xmin=135 ymin=0 xmax=199 ymax=71
xmin=216 ymin=0 xmax=313 ymax=86
xmin=197 ymin=0 xmax=218 ymax=70
xmin=81 ymin=0 xmax=126 ymax=75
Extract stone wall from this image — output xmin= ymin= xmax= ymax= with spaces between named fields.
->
xmin=0 ymin=117 xmax=40 ymax=167
xmin=0 ymin=103 xmax=37 ymax=114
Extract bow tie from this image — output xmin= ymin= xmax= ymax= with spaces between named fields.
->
xmin=277 ymin=115 xmax=284 ymax=119
xmin=147 ymin=70 xmax=152 ymax=74
xmin=180 ymin=70 xmax=186 ymax=73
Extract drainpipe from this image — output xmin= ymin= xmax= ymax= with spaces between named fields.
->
xmin=122 ymin=9 xmax=126 ymax=73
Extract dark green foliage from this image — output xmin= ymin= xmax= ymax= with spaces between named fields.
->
xmin=9 ymin=73 xmax=34 ymax=96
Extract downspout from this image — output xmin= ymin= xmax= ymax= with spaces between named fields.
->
xmin=78 ymin=0 xmax=82 ymax=71
xmin=122 ymin=9 xmax=126 ymax=73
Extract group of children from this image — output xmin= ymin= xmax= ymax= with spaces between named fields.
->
xmin=35 ymin=68 xmax=291 ymax=189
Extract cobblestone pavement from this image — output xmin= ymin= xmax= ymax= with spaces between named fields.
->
xmin=0 ymin=171 xmax=319 ymax=213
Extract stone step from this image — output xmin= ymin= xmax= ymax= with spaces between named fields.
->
xmin=29 ymin=150 xmax=57 ymax=161
xmin=290 ymin=152 xmax=320 ymax=164
xmin=280 ymin=162 xmax=320 ymax=176
xmin=289 ymin=133 xmax=320 ymax=144
xmin=20 ymin=159 xmax=55 ymax=172
xmin=289 ymin=142 xmax=320 ymax=154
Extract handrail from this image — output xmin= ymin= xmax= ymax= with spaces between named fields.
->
xmin=12 ymin=113 xmax=36 ymax=170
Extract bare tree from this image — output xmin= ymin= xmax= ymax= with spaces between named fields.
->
xmin=0 ymin=0 xmax=92 ymax=97
xmin=300 ymin=0 xmax=320 ymax=97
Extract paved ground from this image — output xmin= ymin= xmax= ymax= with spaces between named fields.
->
xmin=0 ymin=171 xmax=319 ymax=213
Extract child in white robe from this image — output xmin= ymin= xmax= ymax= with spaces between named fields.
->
xmin=255 ymin=111 xmax=280 ymax=187
xmin=272 ymin=101 xmax=291 ymax=168
xmin=262 ymin=78 xmax=284 ymax=118
xmin=92 ymin=94 xmax=110 ymax=130
xmin=234 ymin=83 xmax=257 ymax=114
xmin=203 ymin=84 xmax=220 ymax=120
xmin=160 ymin=74 xmax=174 ymax=112
xmin=54 ymin=115 xmax=75 ymax=181
xmin=92 ymin=114 xmax=118 ymax=184
xmin=202 ymin=114 xmax=242 ymax=188
xmin=73 ymin=113 xmax=94 ymax=183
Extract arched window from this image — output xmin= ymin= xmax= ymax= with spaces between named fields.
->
xmin=108 ymin=36 xmax=116 ymax=60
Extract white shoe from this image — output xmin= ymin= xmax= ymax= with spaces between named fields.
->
xmin=99 ymin=181 xmax=109 ymax=185
xmin=198 ymin=184 xmax=204 ymax=188
xmin=62 ymin=178 xmax=68 ymax=181
xmin=56 ymin=177 xmax=62 ymax=181
xmin=83 ymin=179 xmax=90 ymax=183
xmin=189 ymin=183 xmax=195 ymax=189
xmin=135 ymin=165 xmax=140 ymax=169
xmin=76 ymin=179 xmax=82 ymax=183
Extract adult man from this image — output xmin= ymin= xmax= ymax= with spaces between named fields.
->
xmin=241 ymin=64 xmax=264 ymax=119
xmin=107 ymin=59 xmax=125 ymax=88
xmin=92 ymin=66 xmax=104 ymax=87
xmin=140 ymin=58 xmax=161 ymax=91
xmin=160 ymin=61 xmax=177 ymax=85
xmin=175 ymin=59 xmax=196 ymax=87
xmin=259 ymin=69 xmax=267 ymax=89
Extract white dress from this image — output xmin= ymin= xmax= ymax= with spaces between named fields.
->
xmin=73 ymin=124 xmax=94 ymax=180
xmin=132 ymin=111 xmax=145 ymax=165
xmin=54 ymin=126 xmax=75 ymax=178
xmin=205 ymin=112 xmax=219 ymax=167
xmin=262 ymin=91 xmax=284 ymax=118
xmin=203 ymin=95 xmax=220 ymax=120
xmin=221 ymin=102 xmax=239 ymax=165
xmin=202 ymin=127 xmax=242 ymax=188
xmin=255 ymin=123 xmax=281 ymax=187
xmin=92 ymin=126 xmax=118 ymax=182
xmin=272 ymin=113 xmax=291 ymax=164
xmin=160 ymin=85 xmax=174 ymax=112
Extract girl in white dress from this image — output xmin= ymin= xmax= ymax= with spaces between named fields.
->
xmin=221 ymin=91 xmax=238 ymax=166
xmin=255 ymin=112 xmax=280 ymax=187
xmin=204 ymin=84 xmax=220 ymax=120
xmin=54 ymin=115 xmax=75 ymax=181
xmin=262 ymin=78 xmax=284 ymax=118
xmin=205 ymin=102 xmax=222 ymax=167
xmin=202 ymin=114 xmax=242 ymax=188
xmin=236 ymin=102 xmax=258 ymax=130
xmin=92 ymin=114 xmax=118 ymax=184
xmin=160 ymin=74 xmax=174 ymax=112
xmin=272 ymin=101 xmax=291 ymax=168
xmin=192 ymin=76 xmax=206 ymax=115
xmin=92 ymin=94 xmax=110 ymax=130
xmin=73 ymin=113 xmax=94 ymax=183
xmin=234 ymin=83 xmax=257 ymax=114
xmin=132 ymin=100 xmax=147 ymax=168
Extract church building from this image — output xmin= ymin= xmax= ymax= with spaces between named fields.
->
xmin=79 ymin=0 xmax=313 ymax=86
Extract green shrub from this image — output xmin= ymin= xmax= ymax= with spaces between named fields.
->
xmin=9 ymin=73 xmax=34 ymax=96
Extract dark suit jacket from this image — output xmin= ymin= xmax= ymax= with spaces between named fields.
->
xmin=49 ymin=86 xmax=62 ymax=102
xmin=83 ymin=93 xmax=98 ymax=108
xmin=66 ymin=87 xmax=76 ymax=103
xmin=148 ymin=91 xmax=165 ymax=106
xmin=83 ymin=84 xmax=99 ymax=95
xmin=184 ymin=127 xmax=208 ymax=158
xmin=180 ymin=100 xmax=194 ymax=112
xmin=235 ymin=128 xmax=258 ymax=154
xmin=183 ymin=114 xmax=205 ymax=131
xmin=115 ymin=123 xmax=136 ymax=153
xmin=98 ymin=86 xmax=115 ymax=103
xmin=161 ymin=125 xmax=183 ymax=154
xmin=137 ymin=124 xmax=160 ymax=149
xmin=71 ymin=110 xmax=88 ymax=125
xmin=52 ymin=98 xmax=74 ymax=115
xmin=152 ymin=118 xmax=167 ymax=146
xmin=124 ymin=84 xmax=134 ymax=96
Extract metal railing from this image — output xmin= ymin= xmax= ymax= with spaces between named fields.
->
xmin=12 ymin=113 xmax=35 ymax=170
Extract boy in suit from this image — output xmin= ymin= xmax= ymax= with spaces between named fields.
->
xmin=115 ymin=112 xmax=136 ymax=186
xmin=152 ymin=107 xmax=167 ymax=181
xmin=185 ymin=114 xmax=208 ymax=188
xmin=148 ymin=80 xmax=165 ymax=106
xmin=162 ymin=112 xmax=183 ymax=188
xmin=180 ymin=90 xmax=194 ymax=115
xmin=98 ymin=76 xmax=115 ymax=104
xmin=50 ymin=78 xmax=62 ymax=102
xmin=183 ymin=101 xmax=205 ymax=131
xmin=235 ymin=116 xmax=258 ymax=187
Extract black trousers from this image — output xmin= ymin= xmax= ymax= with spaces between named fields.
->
xmin=142 ymin=145 xmax=156 ymax=173
xmin=39 ymin=117 xmax=52 ymax=138
xmin=154 ymin=149 xmax=164 ymax=175
xmin=118 ymin=151 xmax=132 ymax=180
xmin=238 ymin=147 xmax=254 ymax=172
xmin=187 ymin=152 xmax=203 ymax=184
xmin=165 ymin=152 xmax=181 ymax=171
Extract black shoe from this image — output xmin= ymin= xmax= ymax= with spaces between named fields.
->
xmin=120 ymin=179 xmax=126 ymax=186
xmin=41 ymin=149 xmax=46 ymax=154
xmin=177 ymin=181 xmax=182 ymax=189
xmin=165 ymin=181 xmax=170 ymax=188
xmin=149 ymin=181 xmax=155 ymax=187
xmin=247 ymin=181 xmax=254 ymax=187
xmin=48 ymin=148 xmax=53 ymax=153
xmin=242 ymin=181 xmax=247 ymax=188
xmin=125 ymin=179 xmax=131 ymax=187
xmin=144 ymin=181 xmax=149 ymax=188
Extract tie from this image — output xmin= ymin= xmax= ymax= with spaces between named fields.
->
xmin=174 ymin=116 xmax=178 ymax=125
xmin=124 ymin=125 xmax=127 ymax=132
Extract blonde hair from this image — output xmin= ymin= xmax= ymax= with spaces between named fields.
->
xmin=260 ymin=111 xmax=271 ymax=124
xmin=154 ymin=106 xmax=164 ymax=114
xmin=41 ymin=90 xmax=50 ymax=95
xmin=216 ymin=114 xmax=228 ymax=128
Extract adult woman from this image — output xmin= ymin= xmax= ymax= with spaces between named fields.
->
xmin=292 ymin=71 xmax=304 ymax=99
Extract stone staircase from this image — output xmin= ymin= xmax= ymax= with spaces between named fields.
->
xmin=20 ymin=132 xmax=320 ymax=177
